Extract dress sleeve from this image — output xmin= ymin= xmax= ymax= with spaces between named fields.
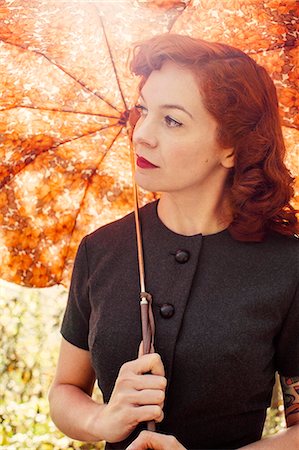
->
xmin=60 ymin=236 xmax=91 ymax=350
xmin=275 ymin=281 xmax=299 ymax=377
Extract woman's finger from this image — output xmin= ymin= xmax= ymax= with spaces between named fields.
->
xmin=125 ymin=430 xmax=187 ymax=450
xmin=131 ymin=388 xmax=165 ymax=406
xmin=129 ymin=405 xmax=164 ymax=425
xmin=134 ymin=374 xmax=167 ymax=391
xmin=121 ymin=353 xmax=165 ymax=377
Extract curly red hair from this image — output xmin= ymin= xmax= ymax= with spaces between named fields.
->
xmin=129 ymin=33 xmax=298 ymax=241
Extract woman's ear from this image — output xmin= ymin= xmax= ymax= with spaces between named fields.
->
xmin=220 ymin=147 xmax=234 ymax=169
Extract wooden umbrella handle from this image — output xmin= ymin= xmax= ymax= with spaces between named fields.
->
xmin=140 ymin=298 xmax=156 ymax=432
xmin=140 ymin=296 xmax=155 ymax=353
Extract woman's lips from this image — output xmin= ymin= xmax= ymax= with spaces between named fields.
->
xmin=136 ymin=155 xmax=159 ymax=169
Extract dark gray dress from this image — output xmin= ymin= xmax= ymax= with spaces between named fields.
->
xmin=61 ymin=200 xmax=299 ymax=450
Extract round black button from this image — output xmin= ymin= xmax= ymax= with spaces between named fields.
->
xmin=160 ymin=303 xmax=175 ymax=319
xmin=175 ymin=249 xmax=190 ymax=263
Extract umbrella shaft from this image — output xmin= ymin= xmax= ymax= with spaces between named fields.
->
xmin=141 ymin=302 xmax=151 ymax=353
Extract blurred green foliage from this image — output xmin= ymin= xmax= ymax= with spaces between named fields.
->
xmin=0 ymin=280 xmax=285 ymax=449
xmin=0 ymin=281 xmax=104 ymax=450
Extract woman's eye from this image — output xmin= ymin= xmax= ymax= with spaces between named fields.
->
xmin=165 ymin=115 xmax=182 ymax=128
xmin=134 ymin=105 xmax=182 ymax=128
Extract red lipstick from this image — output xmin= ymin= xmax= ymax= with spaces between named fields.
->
xmin=136 ymin=155 xmax=158 ymax=169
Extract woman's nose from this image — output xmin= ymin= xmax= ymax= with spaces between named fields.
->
xmin=132 ymin=117 xmax=158 ymax=148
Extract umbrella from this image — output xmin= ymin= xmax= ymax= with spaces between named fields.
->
xmin=0 ymin=0 xmax=182 ymax=287
xmin=0 ymin=0 xmax=298 ymax=289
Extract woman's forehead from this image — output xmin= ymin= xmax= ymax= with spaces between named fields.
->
xmin=142 ymin=61 xmax=196 ymax=91
xmin=140 ymin=62 xmax=206 ymax=117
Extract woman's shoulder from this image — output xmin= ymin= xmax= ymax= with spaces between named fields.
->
xmin=219 ymin=230 xmax=299 ymax=276
xmin=248 ymin=231 xmax=299 ymax=271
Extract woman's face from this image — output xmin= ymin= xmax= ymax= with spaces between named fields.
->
xmin=132 ymin=61 xmax=234 ymax=195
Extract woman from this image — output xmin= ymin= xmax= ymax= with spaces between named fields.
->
xmin=49 ymin=34 xmax=299 ymax=449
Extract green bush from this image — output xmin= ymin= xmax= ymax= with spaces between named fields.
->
xmin=0 ymin=280 xmax=285 ymax=449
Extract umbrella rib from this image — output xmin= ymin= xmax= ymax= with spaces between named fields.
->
xmin=0 ymin=38 xmax=122 ymax=114
xmin=60 ymin=126 xmax=124 ymax=279
xmin=0 ymin=124 xmax=122 ymax=190
xmin=1 ymin=105 xmax=120 ymax=119
xmin=97 ymin=13 xmax=129 ymax=112
xmin=101 ymin=126 xmax=124 ymax=163
xmin=57 ymin=164 xmax=101 ymax=284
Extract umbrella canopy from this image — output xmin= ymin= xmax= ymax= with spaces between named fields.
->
xmin=0 ymin=0 xmax=298 ymax=288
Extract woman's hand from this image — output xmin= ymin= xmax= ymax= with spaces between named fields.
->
xmin=96 ymin=351 xmax=167 ymax=443
xmin=126 ymin=430 xmax=187 ymax=450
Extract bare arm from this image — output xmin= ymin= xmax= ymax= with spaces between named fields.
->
xmin=48 ymin=338 xmax=105 ymax=441
xmin=49 ymin=338 xmax=167 ymax=443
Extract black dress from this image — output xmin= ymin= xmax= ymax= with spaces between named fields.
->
xmin=61 ymin=200 xmax=299 ymax=449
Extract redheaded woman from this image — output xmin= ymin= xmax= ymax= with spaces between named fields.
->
xmin=49 ymin=34 xmax=299 ymax=450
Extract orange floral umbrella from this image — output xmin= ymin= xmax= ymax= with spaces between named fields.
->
xmin=0 ymin=0 xmax=298 ymax=287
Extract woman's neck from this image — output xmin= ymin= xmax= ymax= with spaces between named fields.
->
xmin=157 ymin=190 xmax=232 ymax=237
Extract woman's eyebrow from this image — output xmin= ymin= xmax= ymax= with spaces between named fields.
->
xmin=160 ymin=104 xmax=193 ymax=119
xmin=139 ymin=93 xmax=194 ymax=119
